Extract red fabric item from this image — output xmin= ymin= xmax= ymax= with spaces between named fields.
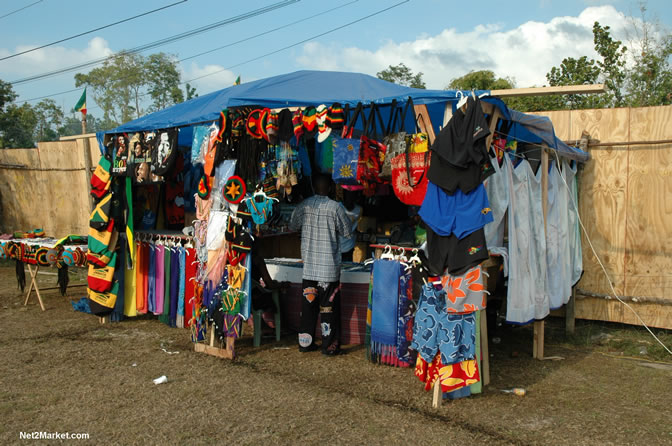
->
xmin=356 ymin=135 xmax=388 ymax=196
xmin=390 ymin=150 xmax=431 ymax=206
xmin=414 ymin=353 xmax=480 ymax=393
xmin=135 ymin=242 xmax=149 ymax=314
xmin=183 ymin=247 xmax=197 ymax=327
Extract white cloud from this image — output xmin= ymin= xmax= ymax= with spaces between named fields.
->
xmin=179 ymin=61 xmax=237 ymax=94
xmin=0 ymin=37 xmax=114 ymax=78
xmin=296 ymin=5 xmax=630 ymax=89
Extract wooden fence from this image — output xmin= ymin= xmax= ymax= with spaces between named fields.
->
xmin=0 ymin=134 xmax=99 ymax=237
xmin=536 ymin=106 xmax=672 ymax=329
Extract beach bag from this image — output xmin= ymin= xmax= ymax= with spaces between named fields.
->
xmin=332 ymin=103 xmax=365 ymax=185
xmin=406 ymin=103 xmax=429 ymax=153
xmin=356 ymin=103 xmax=388 ymax=194
xmin=381 ymin=98 xmax=411 ymax=179
xmin=391 ymin=137 xmax=431 ymax=206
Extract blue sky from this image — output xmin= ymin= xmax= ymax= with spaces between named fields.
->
xmin=1 ymin=0 xmax=670 ymax=118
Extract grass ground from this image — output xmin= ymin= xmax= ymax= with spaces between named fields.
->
xmin=1 ymin=264 xmax=671 ymax=445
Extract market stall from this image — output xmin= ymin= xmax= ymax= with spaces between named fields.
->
xmin=1 ymin=234 xmax=88 ymax=311
xmin=83 ymin=70 xmax=588 ymax=401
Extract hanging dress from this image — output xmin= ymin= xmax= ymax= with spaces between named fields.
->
xmin=562 ymin=159 xmax=583 ymax=285
xmin=545 ymin=161 xmax=572 ymax=309
xmin=506 ymin=156 xmax=549 ymax=324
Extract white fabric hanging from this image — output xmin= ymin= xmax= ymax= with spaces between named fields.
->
xmin=483 ymin=155 xmax=510 ymax=249
xmin=562 ymin=159 xmax=583 ymax=285
xmin=545 ymin=161 xmax=572 ymax=309
xmin=506 ymin=156 xmax=550 ymax=323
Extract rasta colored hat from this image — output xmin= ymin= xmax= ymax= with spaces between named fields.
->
xmin=223 ymin=175 xmax=246 ymax=204
xmin=197 ymin=174 xmax=211 ymax=199
xmin=292 ymin=108 xmax=304 ymax=139
xmin=246 ymin=108 xmax=270 ymax=141
xmin=277 ymin=108 xmax=294 ymax=142
xmin=316 ymin=104 xmax=331 ymax=143
xmin=266 ymin=111 xmax=279 ymax=144
xmin=246 ymin=109 xmax=264 ymax=139
xmin=230 ymin=108 xmax=245 ymax=138
xmin=327 ymin=102 xmax=345 ymax=130
xmin=302 ymin=106 xmax=318 ymax=139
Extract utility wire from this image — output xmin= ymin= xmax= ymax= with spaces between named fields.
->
xmin=26 ymin=0 xmax=408 ymax=116
xmin=0 ymin=0 xmax=43 ymax=20
xmin=1 ymin=1 xmax=187 ymax=61
xmin=16 ymin=0 xmax=351 ymax=104
xmin=8 ymin=0 xmax=300 ymax=85
xmin=185 ymin=0 xmax=410 ymax=84
xmin=179 ymin=0 xmax=358 ymax=62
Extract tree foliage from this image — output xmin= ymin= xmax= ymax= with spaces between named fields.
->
xmin=33 ymin=99 xmax=64 ymax=142
xmin=0 ymin=80 xmax=36 ymax=148
xmin=377 ymin=63 xmax=426 ymax=89
xmin=75 ymin=52 xmax=185 ymax=128
xmin=625 ymin=3 xmax=672 ymax=106
xmin=447 ymin=70 xmax=514 ymax=91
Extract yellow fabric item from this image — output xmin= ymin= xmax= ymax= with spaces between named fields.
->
xmin=124 ymin=246 xmax=137 ymax=317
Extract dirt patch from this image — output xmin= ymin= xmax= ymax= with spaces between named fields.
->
xmin=1 ymin=265 xmax=671 ymax=445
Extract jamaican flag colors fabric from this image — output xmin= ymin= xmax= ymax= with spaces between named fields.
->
xmin=87 ymin=252 xmax=117 ymax=292
xmin=88 ymin=281 xmax=119 ymax=316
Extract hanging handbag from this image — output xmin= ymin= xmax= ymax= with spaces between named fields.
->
xmin=332 ymin=103 xmax=365 ymax=185
xmin=406 ymin=100 xmax=429 ymax=153
xmin=381 ymin=98 xmax=411 ymax=179
xmin=356 ymin=103 xmax=388 ymax=194
xmin=391 ymin=132 xmax=431 ymax=206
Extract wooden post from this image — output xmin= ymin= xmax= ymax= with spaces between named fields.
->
xmin=432 ymin=379 xmax=441 ymax=408
xmin=566 ymin=286 xmax=576 ymax=334
xmin=23 ymin=264 xmax=46 ymax=311
xmin=413 ymin=104 xmax=436 ymax=144
xmin=534 ymin=147 xmax=550 ymax=359
xmin=480 ymin=309 xmax=490 ymax=386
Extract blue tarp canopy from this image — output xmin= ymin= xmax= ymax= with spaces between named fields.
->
xmin=106 ymin=70 xmax=588 ymax=162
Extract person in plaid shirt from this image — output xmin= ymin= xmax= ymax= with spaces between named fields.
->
xmin=290 ymin=174 xmax=353 ymax=355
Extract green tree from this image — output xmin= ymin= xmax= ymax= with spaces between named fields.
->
xmin=145 ymin=53 xmax=184 ymax=111
xmin=377 ymin=63 xmax=426 ymax=89
xmin=1 ymin=103 xmax=37 ymax=148
xmin=75 ymin=52 xmax=187 ymax=126
xmin=625 ymin=4 xmax=672 ymax=106
xmin=58 ymin=114 xmax=99 ymax=137
xmin=75 ymin=53 xmax=146 ymax=127
xmin=33 ymin=99 xmax=64 ymax=142
xmin=0 ymin=80 xmax=37 ymax=148
xmin=184 ymin=82 xmax=198 ymax=101
xmin=447 ymin=70 xmax=515 ymax=91
xmin=593 ymin=22 xmax=628 ymax=107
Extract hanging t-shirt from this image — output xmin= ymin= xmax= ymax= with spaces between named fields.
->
xmin=545 ymin=161 xmax=572 ymax=309
xmin=427 ymin=96 xmax=493 ymax=194
xmin=153 ymin=128 xmax=178 ymax=176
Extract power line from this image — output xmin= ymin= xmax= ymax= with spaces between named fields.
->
xmin=90 ymin=0 xmax=409 ymax=113
xmin=22 ymin=0 xmax=409 ymax=118
xmin=185 ymin=0 xmax=410 ymax=84
xmin=0 ymin=1 xmax=187 ymax=61
xmin=179 ymin=0 xmax=358 ymax=63
xmin=16 ymin=0 xmax=351 ymax=104
xmin=0 ymin=0 xmax=44 ymax=20
xmin=8 ymin=0 xmax=300 ymax=85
